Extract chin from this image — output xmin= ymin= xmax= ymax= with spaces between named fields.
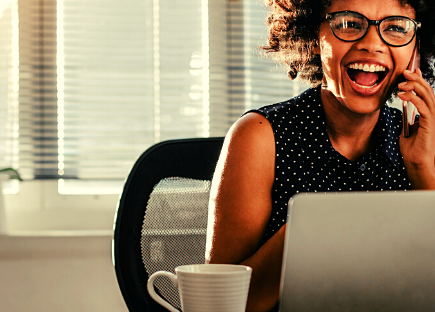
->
xmin=335 ymin=86 xmax=386 ymax=115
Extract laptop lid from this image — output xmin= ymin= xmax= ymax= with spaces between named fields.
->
xmin=279 ymin=190 xmax=435 ymax=311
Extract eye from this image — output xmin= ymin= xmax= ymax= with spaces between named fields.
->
xmin=384 ymin=24 xmax=407 ymax=34
xmin=382 ymin=18 xmax=414 ymax=38
xmin=333 ymin=19 xmax=364 ymax=32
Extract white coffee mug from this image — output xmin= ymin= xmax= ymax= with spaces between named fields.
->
xmin=147 ymin=264 xmax=252 ymax=312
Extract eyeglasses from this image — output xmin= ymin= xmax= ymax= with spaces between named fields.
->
xmin=324 ymin=11 xmax=421 ymax=47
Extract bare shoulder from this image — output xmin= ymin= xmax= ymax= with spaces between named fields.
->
xmin=217 ymin=112 xmax=276 ymax=190
xmin=224 ymin=112 xmax=275 ymax=159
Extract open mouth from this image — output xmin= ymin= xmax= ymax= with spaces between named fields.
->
xmin=346 ymin=63 xmax=388 ymax=88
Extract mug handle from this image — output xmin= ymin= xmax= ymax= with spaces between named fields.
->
xmin=147 ymin=271 xmax=179 ymax=312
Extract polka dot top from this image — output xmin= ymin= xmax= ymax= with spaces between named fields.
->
xmin=248 ymin=86 xmax=412 ymax=242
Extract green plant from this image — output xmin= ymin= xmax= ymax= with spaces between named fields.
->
xmin=0 ymin=168 xmax=22 ymax=181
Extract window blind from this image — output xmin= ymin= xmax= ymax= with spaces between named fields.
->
xmin=58 ymin=0 xmax=155 ymax=180
xmin=19 ymin=0 xmax=58 ymax=179
xmin=1 ymin=0 xmax=304 ymax=193
xmin=0 ymin=1 xmax=18 ymax=173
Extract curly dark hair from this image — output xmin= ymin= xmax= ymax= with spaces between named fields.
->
xmin=262 ymin=0 xmax=435 ymax=88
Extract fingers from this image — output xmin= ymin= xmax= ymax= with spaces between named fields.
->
xmin=398 ymin=69 xmax=435 ymax=115
xmin=401 ymin=69 xmax=434 ymax=99
xmin=398 ymin=91 xmax=430 ymax=116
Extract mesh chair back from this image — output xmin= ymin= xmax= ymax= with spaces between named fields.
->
xmin=113 ymin=137 xmax=224 ymax=312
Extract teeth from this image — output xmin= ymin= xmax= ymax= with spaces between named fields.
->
xmin=348 ymin=63 xmax=386 ymax=72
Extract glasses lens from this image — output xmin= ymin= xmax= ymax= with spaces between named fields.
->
xmin=380 ymin=17 xmax=416 ymax=46
xmin=330 ymin=12 xmax=368 ymax=41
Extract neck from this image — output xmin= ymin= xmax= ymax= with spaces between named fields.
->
xmin=320 ymin=89 xmax=380 ymax=162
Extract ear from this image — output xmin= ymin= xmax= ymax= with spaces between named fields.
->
xmin=312 ymin=41 xmax=321 ymax=55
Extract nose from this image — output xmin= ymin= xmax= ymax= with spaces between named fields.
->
xmin=354 ymin=24 xmax=387 ymax=53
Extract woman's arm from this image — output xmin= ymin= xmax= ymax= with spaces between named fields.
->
xmin=205 ymin=112 xmax=284 ymax=312
xmin=398 ymin=68 xmax=435 ymax=189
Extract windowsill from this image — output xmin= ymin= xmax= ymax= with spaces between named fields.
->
xmin=4 ymin=180 xmax=121 ymax=210
xmin=2 ymin=180 xmax=121 ymax=234
xmin=4 ymin=208 xmax=117 ymax=233
xmin=3 ymin=229 xmax=113 ymax=238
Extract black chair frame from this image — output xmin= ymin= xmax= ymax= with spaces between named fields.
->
xmin=113 ymin=137 xmax=224 ymax=312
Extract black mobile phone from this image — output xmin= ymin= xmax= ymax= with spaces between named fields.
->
xmin=402 ymin=43 xmax=420 ymax=138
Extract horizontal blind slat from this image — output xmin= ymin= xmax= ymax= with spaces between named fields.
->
xmin=0 ymin=0 xmax=305 ymax=187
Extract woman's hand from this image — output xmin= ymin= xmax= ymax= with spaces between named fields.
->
xmin=398 ymin=68 xmax=435 ymax=189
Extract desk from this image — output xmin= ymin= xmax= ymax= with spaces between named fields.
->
xmin=0 ymin=232 xmax=128 ymax=312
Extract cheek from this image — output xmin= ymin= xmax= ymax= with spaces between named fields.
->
xmin=391 ymin=48 xmax=414 ymax=78
xmin=319 ymin=37 xmax=334 ymax=74
xmin=396 ymin=54 xmax=411 ymax=72
xmin=320 ymin=37 xmax=346 ymax=85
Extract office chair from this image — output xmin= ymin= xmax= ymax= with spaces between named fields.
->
xmin=113 ymin=137 xmax=224 ymax=312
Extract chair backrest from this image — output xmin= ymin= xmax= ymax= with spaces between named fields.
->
xmin=113 ymin=137 xmax=224 ymax=312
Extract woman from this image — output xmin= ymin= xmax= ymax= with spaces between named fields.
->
xmin=206 ymin=0 xmax=435 ymax=311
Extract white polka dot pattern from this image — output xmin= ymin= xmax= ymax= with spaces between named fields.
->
xmin=247 ymin=86 xmax=412 ymax=241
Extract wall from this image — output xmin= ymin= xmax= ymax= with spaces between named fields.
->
xmin=0 ymin=233 xmax=128 ymax=312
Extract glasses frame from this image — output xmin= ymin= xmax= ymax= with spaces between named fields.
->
xmin=324 ymin=10 xmax=421 ymax=47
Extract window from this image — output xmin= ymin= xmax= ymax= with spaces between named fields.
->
xmin=0 ymin=0 xmax=18 ymax=182
xmin=1 ymin=0 xmax=303 ymax=212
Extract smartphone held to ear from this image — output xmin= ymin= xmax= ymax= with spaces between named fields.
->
xmin=402 ymin=44 xmax=420 ymax=138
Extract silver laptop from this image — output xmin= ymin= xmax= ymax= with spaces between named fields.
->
xmin=279 ymin=190 xmax=435 ymax=312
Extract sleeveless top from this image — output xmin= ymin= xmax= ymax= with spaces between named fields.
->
xmin=248 ymin=86 xmax=412 ymax=242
